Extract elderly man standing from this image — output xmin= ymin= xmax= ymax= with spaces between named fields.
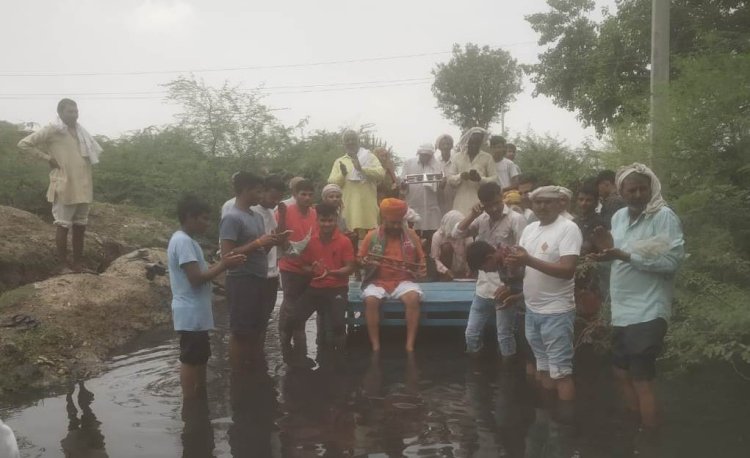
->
xmin=328 ymin=130 xmax=385 ymax=237
xmin=446 ymin=127 xmax=497 ymax=217
xmin=435 ymin=134 xmax=456 ymax=215
xmin=18 ymin=98 xmax=101 ymax=272
xmin=592 ymin=163 xmax=684 ymax=439
xmin=358 ymin=199 xmax=426 ymax=353
xmin=401 ymin=143 xmax=443 ymax=241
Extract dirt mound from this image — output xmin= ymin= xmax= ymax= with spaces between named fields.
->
xmin=0 ymin=204 xmax=174 ymax=293
xmin=0 ymin=248 xmax=171 ymax=397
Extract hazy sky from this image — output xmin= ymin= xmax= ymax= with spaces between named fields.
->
xmin=0 ymin=0 xmax=616 ymax=160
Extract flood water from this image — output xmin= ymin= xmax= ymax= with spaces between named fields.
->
xmin=2 ymin=295 xmax=749 ymax=457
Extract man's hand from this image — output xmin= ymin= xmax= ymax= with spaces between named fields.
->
xmin=505 ymin=246 xmax=529 ymax=268
xmin=48 ymin=158 xmax=60 ymax=169
xmin=494 ymin=286 xmax=511 ymax=303
xmin=220 ymin=252 xmax=247 ymax=269
xmin=592 ymin=248 xmax=630 ymax=263
xmin=339 ymin=161 xmax=348 ymax=176
xmin=256 ymin=234 xmax=279 ymax=248
xmin=499 ymin=293 xmax=523 ymax=309
xmin=444 ymin=270 xmax=455 ymax=281
xmin=460 ymin=171 xmax=470 ymax=181
xmin=276 ymin=201 xmax=287 ymax=216
xmin=591 ymin=226 xmax=614 ymax=251
xmin=351 ymin=155 xmax=363 ymax=171
xmin=468 ymin=169 xmax=481 ymax=182
xmin=311 ymin=262 xmax=329 ymax=280
xmin=469 ymin=203 xmax=484 ymax=219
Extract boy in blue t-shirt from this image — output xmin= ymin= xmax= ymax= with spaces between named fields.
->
xmin=168 ymin=195 xmax=245 ymax=399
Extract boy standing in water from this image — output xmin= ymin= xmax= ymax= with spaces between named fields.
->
xmin=284 ymin=203 xmax=356 ymax=365
xmin=168 ymin=195 xmax=246 ymax=399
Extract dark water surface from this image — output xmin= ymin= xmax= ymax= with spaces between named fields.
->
xmin=2 ymin=296 xmax=749 ymax=457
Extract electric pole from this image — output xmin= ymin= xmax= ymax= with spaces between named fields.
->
xmin=650 ymin=0 xmax=670 ymax=171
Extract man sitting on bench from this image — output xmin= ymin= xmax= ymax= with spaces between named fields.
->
xmin=359 ymin=198 xmax=426 ymax=353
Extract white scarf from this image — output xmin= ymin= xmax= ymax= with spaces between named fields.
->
xmin=346 ymin=147 xmax=373 ymax=181
xmin=457 ymin=127 xmax=490 ymax=154
xmin=616 ymin=163 xmax=667 ymax=215
xmin=54 ymin=118 xmax=102 ymax=165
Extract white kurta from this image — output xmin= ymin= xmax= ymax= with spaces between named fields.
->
xmin=401 ymin=156 xmax=443 ymax=231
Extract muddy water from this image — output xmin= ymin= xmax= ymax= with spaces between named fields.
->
xmin=2 ymin=296 xmax=750 ymax=457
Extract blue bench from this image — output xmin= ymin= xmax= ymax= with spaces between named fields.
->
xmin=347 ymin=281 xmax=476 ymax=327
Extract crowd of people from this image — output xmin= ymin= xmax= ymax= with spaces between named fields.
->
xmin=18 ymin=99 xmax=686 ymax=449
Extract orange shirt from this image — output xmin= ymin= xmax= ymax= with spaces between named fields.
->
xmin=277 ymin=204 xmax=318 ymax=274
xmin=358 ymin=228 xmax=425 ymax=293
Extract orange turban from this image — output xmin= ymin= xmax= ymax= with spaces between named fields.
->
xmin=379 ymin=198 xmax=408 ymax=222
xmin=503 ymin=190 xmax=522 ymax=206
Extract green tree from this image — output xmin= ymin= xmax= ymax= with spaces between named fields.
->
xmin=432 ymin=43 xmax=523 ymax=130
xmin=514 ymin=131 xmax=601 ymax=188
xmin=526 ymin=0 xmax=750 ymax=132
xmin=164 ymin=75 xmax=296 ymax=158
xmin=0 ymin=121 xmax=50 ymax=215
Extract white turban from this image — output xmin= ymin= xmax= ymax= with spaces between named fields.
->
xmin=529 ymin=185 xmax=567 ymax=200
xmin=435 ymin=134 xmax=454 ymax=151
xmin=559 ymin=187 xmax=573 ymax=199
xmin=616 ymin=163 xmax=667 ymax=215
xmin=417 ymin=143 xmax=435 ymax=155
xmin=457 ymin=127 xmax=490 ymax=153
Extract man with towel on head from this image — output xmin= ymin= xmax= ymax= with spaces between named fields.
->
xmin=18 ymin=98 xmax=102 ymax=272
xmin=358 ymin=199 xmax=426 ymax=353
xmin=328 ymin=130 xmax=385 ymax=240
xmin=591 ymin=163 xmax=684 ymax=440
xmin=445 ymin=127 xmax=497 ymax=217
xmin=401 ymin=143 xmax=443 ymax=242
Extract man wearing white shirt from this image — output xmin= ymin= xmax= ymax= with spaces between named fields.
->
xmin=250 ymin=176 xmax=286 ymax=346
xmin=490 ymin=136 xmax=520 ymax=192
xmin=507 ymin=185 xmax=582 ymax=403
xmin=454 ymin=182 xmax=527 ymax=361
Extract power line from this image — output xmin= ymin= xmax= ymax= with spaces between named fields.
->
xmin=0 ymin=77 xmax=432 ymax=97
xmin=0 ymin=42 xmax=538 ymax=77
xmin=0 ymin=80 xmax=432 ymax=100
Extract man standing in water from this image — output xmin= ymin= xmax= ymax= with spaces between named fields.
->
xmin=18 ymin=98 xmax=102 ymax=272
xmin=506 ymin=186 xmax=582 ymax=407
xmin=220 ymin=172 xmax=282 ymax=369
xmin=592 ymin=164 xmax=684 ymax=443
xmin=446 ymin=127 xmax=497 ymax=217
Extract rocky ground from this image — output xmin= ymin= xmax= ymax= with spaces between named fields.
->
xmin=0 ymin=203 xmax=177 ymax=399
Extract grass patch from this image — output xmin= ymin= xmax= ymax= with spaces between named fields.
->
xmin=0 ymin=285 xmax=35 ymax=311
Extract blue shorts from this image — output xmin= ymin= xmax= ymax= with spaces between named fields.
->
xmin=525 ymin=309 xmax=575 ymax=379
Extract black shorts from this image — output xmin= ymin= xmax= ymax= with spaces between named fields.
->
xmin=612 ymin=318 xmax=667 ymax=380
xmin=179 ymin=331 xmax=211 ymax=365
xmin=226 ymin=275 xmax=270 ymax=335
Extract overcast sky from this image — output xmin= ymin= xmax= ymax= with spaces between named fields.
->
xmin=0 ymin=0 xmax=616 ymax=160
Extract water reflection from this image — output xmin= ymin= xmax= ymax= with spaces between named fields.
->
xmin=229 ymin=364 xmax=278 ymax=457
xmin=2 ymin=321 xmax=749 ymax=457
xmin=61 ymin=382 xmax=108 ymax=458
xmin=181 ymin=397 xmax=214 ymax=458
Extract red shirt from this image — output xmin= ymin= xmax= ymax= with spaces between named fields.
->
xmin=301 ymin=230 xmax=355 ymax=288
xmin=277 ymin=204 xmax=318 ymax=274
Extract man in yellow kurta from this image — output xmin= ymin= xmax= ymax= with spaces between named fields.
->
xmin=328 ymin=130 xmax=385 ymax=233
xmin=446 ymin=127 xmax=497 ymax=216
xmin=18 ymin=98 xmax=101 ymax=272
